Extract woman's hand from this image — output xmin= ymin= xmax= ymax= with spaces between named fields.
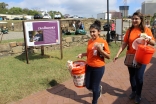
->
xmin=77 ymin=53 xmax=83 ymax=58
xmin=141 ymin=37 xmax=151 ymax=45
xmin=113 ymin=56 xmax=118 ymax=62
xmin=96 ymin=44 xmax=104 ymax=53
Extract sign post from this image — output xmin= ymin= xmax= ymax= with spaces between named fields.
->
xmin=22 ymin=20 xmax=62 ymax=64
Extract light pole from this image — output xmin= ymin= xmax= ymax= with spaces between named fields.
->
xmin=106 ymin=0 xmax=110 ymax=44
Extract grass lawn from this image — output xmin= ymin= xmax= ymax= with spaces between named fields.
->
xmin=0 ymin=38 xmax=24 ymax=44
xmin=0 ymin=42 xmax=125 ymax=104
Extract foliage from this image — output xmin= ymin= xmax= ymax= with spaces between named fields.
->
xmin=8 ymin=7 xmax=23 ymax=14
xmin=150 ymin=13 xmax=156 ymax=25
xmin=0 ymin=2 xmax=8 ymax=9
xmin=0 ymin=2 xmax=8 ymax=14
xmin=48 ymin=11 xmax=64 ymax=19
xmin=27 ymin=10 xmax=40 ymax=15
xmin=0 ymin=2 xmax=64 ymax=17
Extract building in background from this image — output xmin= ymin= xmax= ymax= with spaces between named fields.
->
xmin=141 ymin=0 xmax=156 ymax=16
xmin=119 ymin=6 xmax=129 ymax=17
xmin=97 ymin=13 xmax=111 ymax=20
xmin=97 ymin=13 xmax=105 ymax=20
xmin=109 ymin=10 xmax=122 ymax=19
xmin=97 ymin=10 xmax=121 ymax=20
xmin=136 ymin=9 xmax=141 ymax=13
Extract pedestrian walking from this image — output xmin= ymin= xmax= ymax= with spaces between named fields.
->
xmin=110 ymin=20 xmax=116 ymax=40
xmin=11 ymin=23 xmax=14 ymax=31
xmin=113 ymin=12 xmax=155 ymax=104
xmin=77 ymin=20 xmax=110 ymax=104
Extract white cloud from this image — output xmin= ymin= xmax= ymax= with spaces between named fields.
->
xmin=6 ymin=0 xmax=119 ymax=18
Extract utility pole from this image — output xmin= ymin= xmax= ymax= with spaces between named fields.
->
xmin=106 ymin=0 xmax=110 ymax=44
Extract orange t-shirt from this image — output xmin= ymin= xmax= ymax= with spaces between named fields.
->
xmin=87 ymin=38 xmax=110 ymax=67
xmin=124 ymin=27 xmax=155 ymax=54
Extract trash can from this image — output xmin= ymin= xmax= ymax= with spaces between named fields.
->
xmin=103 ymin=24 xmax=110 ymax=31
xmin=117 ymin=34 xmax=123 ymax=41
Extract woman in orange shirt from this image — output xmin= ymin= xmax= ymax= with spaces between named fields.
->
xmin=114 ymin=12 xmax=155 ymax=104
xmin=78 ymin=20 xmax=110 ymax=104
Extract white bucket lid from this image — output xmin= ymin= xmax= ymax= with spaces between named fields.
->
xmin=132 ymin=38 xmax=145 ymax=50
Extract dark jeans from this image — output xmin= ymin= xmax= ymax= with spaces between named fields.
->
xmin=111 ymin=31 xmax=116 ymax=39
xmin=128 ymin=64 xmax=146 ymax=96
xmin=85 ymin=65 xmax=105 ymax=104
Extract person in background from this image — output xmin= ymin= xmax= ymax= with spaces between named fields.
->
xmin=72 ymin=21 xmax=76 ymax=31
xmin=151 ymin=20 xmax=156 ymax=40
xmin=145 ymin=21 xmax=150 ymax=28
xmin=110 ymin=20 xmax=116 ymax=40
xmin=78 ymin=21 xmax=84 ymax=30
xmin=77 ymin=20 xmax=110 ymax=104
xmin=11 ymin=23 xmax=14 ymax=31
xmin=113 ymin=12 xmax=155 ymax=104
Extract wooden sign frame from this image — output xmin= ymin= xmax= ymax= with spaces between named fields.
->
xmin=22 ymin=20 xmax=63 ymax=64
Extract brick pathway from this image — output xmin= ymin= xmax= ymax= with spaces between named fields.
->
xmin=9 ymin=52 xmax=156 ymax=104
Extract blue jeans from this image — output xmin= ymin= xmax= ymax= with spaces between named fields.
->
xmin=128 ymin=64 xmax=146 ymax=96
xmin=85 ymin=65 xmax=105 ymax=104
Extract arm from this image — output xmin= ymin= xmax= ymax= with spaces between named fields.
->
xmin=96 ymin=42 xmax=110 ymax=59
xmin=113 ymin=42 xmax=128 ymax=62
xmin=147 ymin=38 xmax=155 ymax=46
xmin=146 ymin=27 xmax=155 ymax=46
xmin=77 ymin=52 xmax=87 ymax=58
xmin=98 ymin=49 xmax=110 ymax=59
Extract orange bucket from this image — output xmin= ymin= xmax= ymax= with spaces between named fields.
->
xmin=135 ymin=44 xmax=155 ymax=64
xmin=71 ymin=60 xmax=86 ymax=88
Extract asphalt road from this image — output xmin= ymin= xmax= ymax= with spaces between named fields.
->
xmin=0 ymin=31 xmax=108 ymax=41
xmin=0 ymin=31 xmax=24 ymax=40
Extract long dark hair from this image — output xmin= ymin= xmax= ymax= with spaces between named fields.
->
xmin=129 ymin=12 xmax=145 ymax=32
xmin=90 ymin=20 xmax=101 ymax=31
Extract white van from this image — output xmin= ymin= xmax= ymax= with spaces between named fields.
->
xmin=54 ymin=14 xmax=61 ymax=19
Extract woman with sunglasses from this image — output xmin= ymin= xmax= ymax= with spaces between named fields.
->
xmin=114 ymin=12 xmax=155 ymax=104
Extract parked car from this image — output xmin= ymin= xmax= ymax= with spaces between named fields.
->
xmin=42 ymin=13 xmax=51 ymax=19
xmin=12 ymin=17 xmax=20 ymax=20
xmin=54 ymin=14 xmax=61 ymax=19
xmin=34 ymin=14 xmax=43 ymax=19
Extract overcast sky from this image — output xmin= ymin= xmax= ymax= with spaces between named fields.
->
xmin=2 ymin=0 xmax=146 ymax=18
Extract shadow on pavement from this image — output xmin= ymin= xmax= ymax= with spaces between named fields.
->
xmin=112 ymin=53 xmax=156 ymax=104
xmin=47 ymin=83 xmax=91 ymax=104
xmin=47 ymin=79 xmax=127 ymax=104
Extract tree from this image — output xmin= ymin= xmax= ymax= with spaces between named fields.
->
xmin=150 ymin=13 xmax=156 ymax=26
xmin=22 ymin=8 xmax=29 ymax=14
xmin=28 ymin=10 xmax=40 ymax=15
xmin=0 ymin=2 xmax=8 ymax=14
xmin=8 ymin=7 xmax=23 ymax=14
xmin=48 ymin=11 xmax=54 ymax=19
xmin=0 ymin=2 xmax=8 ymax=9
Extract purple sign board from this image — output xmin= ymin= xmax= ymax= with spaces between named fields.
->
xmin=23 ymin=20 xmax=60 ymax=46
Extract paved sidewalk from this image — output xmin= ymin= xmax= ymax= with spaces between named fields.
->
xmin=9 ymin=52 xmax=156 ymax=104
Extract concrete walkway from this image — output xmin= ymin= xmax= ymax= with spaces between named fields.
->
xmin=9 ymin=51 xmax=156 ymax=104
